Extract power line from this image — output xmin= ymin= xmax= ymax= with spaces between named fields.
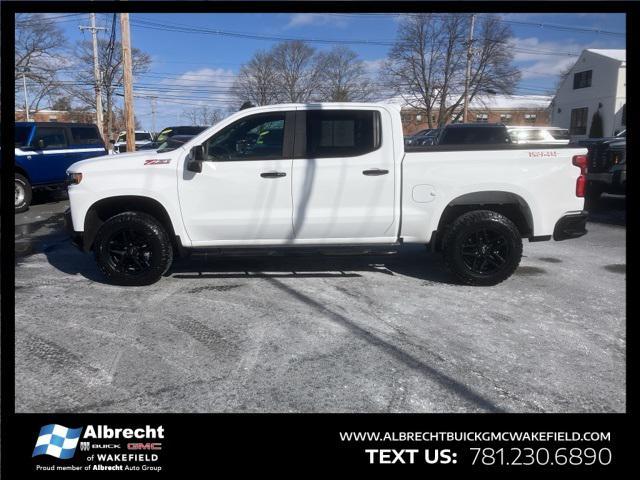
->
xmin=130 ymin=17 xmax=582 ymax=57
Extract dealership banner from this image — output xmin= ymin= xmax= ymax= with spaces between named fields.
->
xmin=2 ymin=413 xmax=628 ymax=475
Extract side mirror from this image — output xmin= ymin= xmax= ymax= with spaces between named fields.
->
xmin=187 ymin=145 xmax=205 ymax=173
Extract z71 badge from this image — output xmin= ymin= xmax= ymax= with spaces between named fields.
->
xmin=144 ymin=159 xmax=171 ymax=165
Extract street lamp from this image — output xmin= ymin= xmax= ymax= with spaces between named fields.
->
xmin=18 ymin=66 xmax=31 ymax=121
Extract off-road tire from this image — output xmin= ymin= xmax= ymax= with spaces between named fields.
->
xmin=94 ymin=211 xmax=173 ymax=286
xmin=15 ymin=173 xmax=32 ymax=213
xmin=443 ymin=210 xmax=522 ymax=286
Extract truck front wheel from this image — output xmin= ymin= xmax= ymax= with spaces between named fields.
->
xmin=94 ymin=212 xmax=173 ymax=286
xmin=442 ymin=210 xmax=522 ymax=286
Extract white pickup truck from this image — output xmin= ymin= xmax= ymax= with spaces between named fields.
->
xmin=65 ymin=103 xmax=589 ymax=286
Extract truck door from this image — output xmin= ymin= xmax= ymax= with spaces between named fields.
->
xmin=290 ymin=108 xmax=397 ymax=243
xmin=28 ymin=125 xmax=72 ymax=184
xmin=178 ymin=111 xmax=295 ymax=246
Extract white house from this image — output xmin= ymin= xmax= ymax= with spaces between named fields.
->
xmin=551 ymin=49 xmax=626 ymax=139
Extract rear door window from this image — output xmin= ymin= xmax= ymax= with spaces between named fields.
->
xmin=305 ymin=110 xmax=381 ymax=158
xmin=70 ymin=126 xmax=103 ymax=145
xmin=33 ymin=126 xmax=68 ymax=150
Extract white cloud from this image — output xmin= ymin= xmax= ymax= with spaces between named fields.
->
xmin=284 ymin=13 xmax=348 ymax=30
xmin=510 ymin=36 xmax=624 ymax=80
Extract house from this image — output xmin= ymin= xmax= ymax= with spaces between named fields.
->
xmin=550 ymin=49 xmax=626 ymax=139
xmin=400 ymin=94 xmax=552 ymax=136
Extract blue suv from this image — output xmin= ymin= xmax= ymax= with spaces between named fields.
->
xmin=10 ymin=122 xmax=107 ymax=212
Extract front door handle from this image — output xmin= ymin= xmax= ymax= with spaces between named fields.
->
xmin=260 ymin=171 xmax=287 ymax=178
xmin=362 ymin=168 xmax=389 ymax=176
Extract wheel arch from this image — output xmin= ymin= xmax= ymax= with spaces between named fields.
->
xmin=83 ymin=195 xmax=179 ymax=253
xmin=432 ymin=190 xmax=534 ymax=251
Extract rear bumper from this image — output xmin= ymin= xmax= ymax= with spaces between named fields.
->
xmin=553 ymin=211 xmax=588 ymax=241
xmin=64 ymin=208 xmax=84 ymax=250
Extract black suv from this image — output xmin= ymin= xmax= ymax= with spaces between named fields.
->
xmin=578 ymin=130 xmax=626 ymax=198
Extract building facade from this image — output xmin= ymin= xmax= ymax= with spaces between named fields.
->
xmin=550 ymin=49 xmax=626 ymax=140
xmin=400 ymin=94 xmax=552 ymax=136
xmin=15 ymin=109 xmax=95 ymax=123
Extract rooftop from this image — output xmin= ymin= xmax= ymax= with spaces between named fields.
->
xmin=586 ymin=49 xmax=626 ymax=63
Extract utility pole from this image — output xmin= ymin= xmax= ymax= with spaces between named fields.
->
xmin=462 ymin=14 xmax=476 ymax=124
xmin=150 ymin=96 xmax=157 ymax=135
xmin=79 ymin=14 xmax=107 ymax=142
xmin=19 ymin=67 xmax=31 ymax=121
xmin=120 ymin=13 xmax=136 ymax=152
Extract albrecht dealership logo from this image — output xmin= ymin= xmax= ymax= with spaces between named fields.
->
xmin=32 ymin=425 xmax=83 ymax=459
xmin=33 ymin=424 xmax=164 ymax=459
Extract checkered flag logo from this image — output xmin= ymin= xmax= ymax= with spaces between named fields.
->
xmin=32 ymin=424 xmax=83 ymax=459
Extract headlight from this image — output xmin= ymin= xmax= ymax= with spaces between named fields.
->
xmin=66 ymin=172 xmax=83 ymax=185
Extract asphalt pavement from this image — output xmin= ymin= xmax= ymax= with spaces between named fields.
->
xmin=13 ymin=191 xmax=626 ymax=413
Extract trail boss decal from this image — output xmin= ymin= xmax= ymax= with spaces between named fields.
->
xmin=144 ymin=159 xmax=171 ymax=165
xmin=528 ymin=151 xmax=558 ymax=158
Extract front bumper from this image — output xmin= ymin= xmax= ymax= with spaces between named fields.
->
xmin=553 ymin=211 xmax=588 ymax=241
xmin=64 ymin=208 xmax=84 ymax=250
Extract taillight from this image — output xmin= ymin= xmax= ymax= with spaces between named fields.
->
xmin=572 ymin=155 xmax=588 ymax=197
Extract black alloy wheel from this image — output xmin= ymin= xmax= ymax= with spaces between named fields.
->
xmin=443 ymin=210 xmax=522 ymax=286
xmin=94 ymin=211 xmax=173 ymax=286
xmin=460 ymin=228 xmax=510 ymax=275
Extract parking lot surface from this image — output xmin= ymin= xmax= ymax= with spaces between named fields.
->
xmin=14 ymin=193 xmax=626 ymax=413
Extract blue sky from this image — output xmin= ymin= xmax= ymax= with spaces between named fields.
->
xmin=47 ymin=12 xmax=627 ymax=131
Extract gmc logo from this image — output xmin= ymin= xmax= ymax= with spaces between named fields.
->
xmin=127 ymin=443 xmax=162 ymax=451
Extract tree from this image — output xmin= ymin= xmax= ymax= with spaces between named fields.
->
xmin=270 ymin=40 xmax=323 ymax=103
xmin=382 ymin=14 xmax=521 ymax=127
xmin=589 ymin=109 xmax=604 ymax=138
xmin=15 ymin=13 xmax=68 ymax=111
xmin=315 ymin=46 xmax=375 ymax=102
xmin=181 ymin=105 xmax=223 ymax=125
xmin=232 ymin=51 xmax=279 ymax=106
xmin=69 ymin=33 xmax=151 ymax=140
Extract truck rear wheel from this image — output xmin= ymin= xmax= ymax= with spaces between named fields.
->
xmin=442 ymin=210 xmax=522 ymax=286
xmin=94 ymin=212 xmax=173 ymax=286
xmin=15 ymin=173 xmax=32 ymax=213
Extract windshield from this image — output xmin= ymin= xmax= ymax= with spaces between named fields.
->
xmin=156 ymin=137 xmax=191 ymax=153
xmin=15 ymin=125 xmax=32 ymax=147
xmin=155 ymin=128 xmax=173 ymax=144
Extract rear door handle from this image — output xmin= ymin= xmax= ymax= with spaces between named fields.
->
xmin=362 ymin=168 xmax=389 ymax=176
xmin=260 ymin=171 xmax=287 ymax=178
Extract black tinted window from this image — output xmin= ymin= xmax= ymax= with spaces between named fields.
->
xmin=33 ymin=127 xmax=67 ymax=149
xmin=70 ymin=126 xmax=102 ymax=145
xmin=306 ymin=110 xmax=381 ymax=158
xmin=205 ymin=112 xmax=286 ymax=161
xmin=439 ymin=127 xmax=509 ymax=145
xmin=15 ymin=126 xmax=32 ymax=147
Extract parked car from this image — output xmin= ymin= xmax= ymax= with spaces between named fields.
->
xmin=429 ymin=123 xmax=513 ymax=145
xmin=405 ymin=128 xmax=434 ymax=146
xmin=138 ymin=126 xmax=209 ymax=150
xmin=406 ymin=128 xmax=440 ymax=146
xmin=507 ymin=126 xmax=570 ymax=145
xmin=578 ymin=130 xmax=626 ymax=198
xmin=6 ymin=122 xmax=106 ymax=212
xmin=112 ymin=130 xmax=153 ymax=153
xmin=65 ymin=103 xmax=588 ymax=286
